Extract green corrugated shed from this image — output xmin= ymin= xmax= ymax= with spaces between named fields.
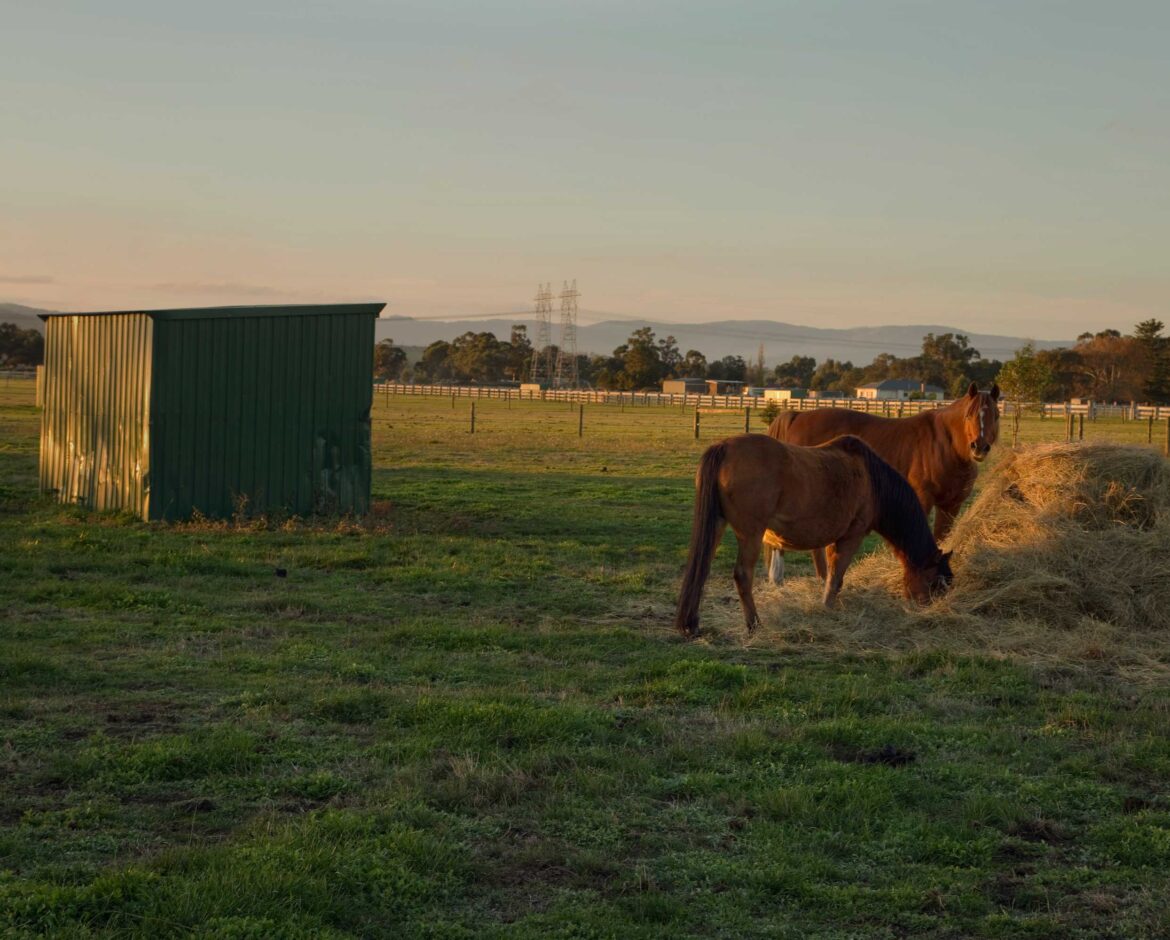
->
xmin=39 ymin=303 xmax=384 ymax=520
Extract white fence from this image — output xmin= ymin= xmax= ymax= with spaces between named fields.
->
xmin=374 ymin=383 xmax=1170 ymax=420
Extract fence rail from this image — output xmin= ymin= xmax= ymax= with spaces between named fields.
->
xmin=373 ymin=383 xmax=1170 ymax=420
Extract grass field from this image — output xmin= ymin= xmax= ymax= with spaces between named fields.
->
xmin=2 ymin=379 xmax=1169 ymax=938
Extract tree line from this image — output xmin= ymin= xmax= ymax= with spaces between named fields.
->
xmin=375 ymin=318 xmax=1170 ymax=403
xmin=4 ymin=313 xmax=1165 ymax=403
xmin=375 ymin=325 xmax=998 ymax=394
xmin=0 ymin=323 xmax=44 ymax=368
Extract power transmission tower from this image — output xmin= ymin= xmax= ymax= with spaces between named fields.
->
xmin=529 ymin=282 xmax=554 ymax=384
xmin=554 ymin=279 xmax=579 ymax=389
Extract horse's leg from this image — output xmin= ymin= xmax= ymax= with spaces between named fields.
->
xmin=732 ymin=534 xmax=764 ymax=634
xmin=768 ymin=548 xmax=785 ymax=585
xmin=822 ymin=534 xmax=864 ymax=608
xmin=811 ymin=547 xmax=828 ymax=583
xmin=932 ymin=502 xmax=958 ymax=544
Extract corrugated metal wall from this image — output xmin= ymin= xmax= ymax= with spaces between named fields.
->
xmin=148 ymin=310 xmax=375 ymax=520
xmin=39 ymin=314 xmax=153 ymax=516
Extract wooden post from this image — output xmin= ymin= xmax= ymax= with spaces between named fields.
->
xmin=1148 ymin=414 xmax=1154 ymax=444
xmin=1165 ymin=416 xmax=1170 ymax=457
xmin=1078 ymin=413 xmax=1084 ymax=441
xmin=693 ymin=409 xmax=701 ymax=440
xmin=578 ymin=403 xmax=584 ymax=437
xmin=470 ymin=401 xmax=476 ymax=434
xmin=744 ymin=406 xmax=751 ymax=433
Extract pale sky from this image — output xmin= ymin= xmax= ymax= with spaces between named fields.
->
xmin=2 ymin=1 xmax=1167 ymax=338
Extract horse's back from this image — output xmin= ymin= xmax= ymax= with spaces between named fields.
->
xmin=820 ymin=433 xmax=873 ymax=458
xmin=768 ymin=408 xmax=885 ymax=446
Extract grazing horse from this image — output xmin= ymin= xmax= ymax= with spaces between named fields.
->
xmin=674 ymin=434 xmax=953 ymax=637
xmin=764 ymin=382 xmax=999 ymax=583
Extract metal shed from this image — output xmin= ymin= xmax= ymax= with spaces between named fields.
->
xmin=39 ymin=303 xmax=384 ymax=521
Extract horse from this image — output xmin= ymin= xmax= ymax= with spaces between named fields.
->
xmin=764 ymin=382 xmax=999 ymax=583
xmin=674 ymin=433 xmax=953 ymax=638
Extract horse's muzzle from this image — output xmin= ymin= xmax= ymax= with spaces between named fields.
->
xmin=970 ymin=442 xmax=990 ymax=462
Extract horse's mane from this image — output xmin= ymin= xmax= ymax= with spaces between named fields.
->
xmin=830 ymin=436 xmax=939 ymax=568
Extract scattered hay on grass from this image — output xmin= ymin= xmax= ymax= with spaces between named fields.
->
xmin=704 ymin=443 xmax=1170 ymax=682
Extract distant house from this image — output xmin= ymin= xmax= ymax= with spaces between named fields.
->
xmin=662 ymin=378 xmax=709 ymax=395
xmin=707 ymin=379 xmax=745 ymax=395
xmin=763 ymin=387 xmax=808 ymax=400
xmin=856 ymin=379 xmax=946 ymax=401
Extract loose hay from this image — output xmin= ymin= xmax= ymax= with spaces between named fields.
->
xmin=704 ymin=443 xmax=1170 ymax=681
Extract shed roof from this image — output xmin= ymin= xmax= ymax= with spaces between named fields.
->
xmin=39 ymin=302 xmax=386 ymax=322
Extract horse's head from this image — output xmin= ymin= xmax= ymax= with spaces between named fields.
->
xmin=962 ymin=382 xmax=1000 ymax=462
xmin=904 ymin=550 xmax=954 ymax=605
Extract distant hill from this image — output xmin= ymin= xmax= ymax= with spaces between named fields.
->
xmin=376 ymin=316 xmax=1072 ymax=365
xmin=3 ymin=303 xmax=1072 ymax=365
xmin=0 ymin=303 xmax=54 ymax=333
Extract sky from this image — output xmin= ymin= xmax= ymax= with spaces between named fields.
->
xmin=2 ymin=1 xmax=1168 ymax=339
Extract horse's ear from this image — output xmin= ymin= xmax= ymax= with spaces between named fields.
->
xmin=990 ymin=383 xmax=1000 ymax=401
xmin=966 ymin=382 xmax=978 ymax=398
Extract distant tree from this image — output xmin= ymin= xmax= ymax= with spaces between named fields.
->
xmin=916 ymin=332 xmax=986 ymax=393
xmin=769 ymin=354 xmax=815 ymax=388
xmin=657 ymin=335 xmax=683 ymax=378
xmin=616 ymin=327 xmax=664 ymax=389
xmin=1033 ymin=346 xmax=1082 ymax=401
xmin=679 ymin=349 xmax=708 ymax=378
xmin=744 ymin=343 xmax=767 ymax=387
xmin=1134 ymin=319 xmax=1170 ymax=404
xmin=506 ymin=324 xmax=533 ymax=382
xmin=1072 ymin=331 xmax=1142 ymax=401
xmin=413 ymin=340 xmax=454 ymax=383
xmin=588 ymin=351 xmax=624 ymax=389
xmin=0 ymin=323 xmax=44 ymax=367
xmin=997 ymin=343 xmax=1054 ymax=446
xmin=445 ymin=331 xmax=508 ymax=383
xmin=810 ymin=358 xmax=855 ymax=394
xmin=707 ymin=355 xmax=747 ymax=383
xmin=373 ymin=338 xmax=408 ymax=382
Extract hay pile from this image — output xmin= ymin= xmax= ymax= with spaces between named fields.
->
xmin=708 ymin=443 xmax=1170 ymax=680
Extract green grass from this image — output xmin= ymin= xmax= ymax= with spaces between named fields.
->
xmin=2 ymin=380 xmax=1168 ymax=938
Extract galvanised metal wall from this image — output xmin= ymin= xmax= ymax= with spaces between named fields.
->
xmin=148 ymin=308 xmax=377 ymax=520
xmin=39 ymin=314 xmax=154 ymax=516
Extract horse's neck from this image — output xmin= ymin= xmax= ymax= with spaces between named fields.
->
xmin=870 ymin=471 xmax=938 ymax=569
xmin=927 ymin=404 xmax=970 ymax=462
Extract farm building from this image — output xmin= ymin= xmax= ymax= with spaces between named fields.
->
xmin=660 ymin=378 xmax=746 ymax=396
xmin=856 ymin=378 xmax=945 ymax=401
xmin=762 ymin=387 xmax=808 ymax=400
xmin=38 ymin=303 xmax=384 ymax=521
xmin=661 ymin=378 xmax=708 ymax=395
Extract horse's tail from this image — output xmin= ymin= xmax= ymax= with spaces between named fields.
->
xmin=675 ymin=442 xmax=727 ymax=636
xmin=766 ymin=410 xmax=800 ymax=442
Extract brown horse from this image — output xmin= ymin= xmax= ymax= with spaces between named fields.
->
xmin=764 ymin=383 xmax=999 ymax=582
xmin=675 ymin=434 xmax=953 ymax=637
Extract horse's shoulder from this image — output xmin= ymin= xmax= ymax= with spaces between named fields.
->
xmin=766 ymin=411 xmax=796 ymax=439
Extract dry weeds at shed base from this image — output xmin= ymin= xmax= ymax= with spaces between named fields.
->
xmin=704 ymin=443 xmax=1170 ymax=682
